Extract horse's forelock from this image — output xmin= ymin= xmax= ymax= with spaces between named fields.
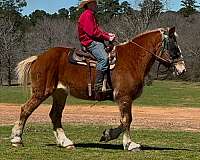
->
xmin=163 ymin=27 xmax=179 ymax=38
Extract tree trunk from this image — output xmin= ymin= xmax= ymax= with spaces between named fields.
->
xmin=0 ymin=58 xmax=2 ymax=85
xmin=7 ymin=56 xmax=12 ymax=86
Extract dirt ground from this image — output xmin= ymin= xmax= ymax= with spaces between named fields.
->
xmin=0 ymin=103 xmax=200 ymax=132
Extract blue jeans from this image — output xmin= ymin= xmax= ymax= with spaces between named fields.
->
xmin=87 ymin=41 xmax=109 ymax=72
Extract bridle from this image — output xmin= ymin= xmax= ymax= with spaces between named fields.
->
xmin=126 ymin=30 xmax=184 ymax=79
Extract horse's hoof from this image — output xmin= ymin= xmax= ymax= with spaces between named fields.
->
xmin=100 ymin=135 xmax=106 ymax=142
xmin=124 ymin=142 xmax=141 ymax=152
xmin=11 ymin=142 xmax=24 ymax=147
xmin=99 ymin=129 xmax=110 ymax=142
xmin=66 ymin=145 xmax=76 ymax=150
xmin=128 ymin=147 xmax=141 ymax=152
xmin=11 ymin=137 xmax=23 ymax=147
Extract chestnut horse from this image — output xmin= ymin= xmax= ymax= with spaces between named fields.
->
xmin=11 ymin=27 xmax=186 ymax=151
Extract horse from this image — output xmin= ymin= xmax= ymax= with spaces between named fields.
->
xmin=11 ymin=27 xmax=186 ymax=151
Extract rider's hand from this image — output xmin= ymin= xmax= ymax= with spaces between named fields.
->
xmin=109 ymin=33 xmax=116 ymax=41
xmin=109 ymin=36 xmax=115 ymax=41
xmin=109 ymin=33 xmax=115 ymax=37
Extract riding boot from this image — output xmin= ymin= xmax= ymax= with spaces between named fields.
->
xmin=94 ymin=70 xmax=104 ymax=92
xmin=105 ymin=69 xmax=113 ymax=90
xmin=94 ymin=70 xmax=113 ymax=101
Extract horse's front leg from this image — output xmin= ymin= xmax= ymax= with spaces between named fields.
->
xmin=100 ymin=95 xmax=140 ymax=151
xmin=119 ymin=96 xmax=141 ymax=151
xmin=49 ymin=88 xmax=75 ymax=149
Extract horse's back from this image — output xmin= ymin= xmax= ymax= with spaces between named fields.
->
xmin=32 ymin=47 xmax=71 ymax=68
xmin=39 ymin=47 xmax=70 ymax=59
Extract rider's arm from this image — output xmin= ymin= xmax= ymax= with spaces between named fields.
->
xmin=82 ymin=12 xmax=110 ymax=41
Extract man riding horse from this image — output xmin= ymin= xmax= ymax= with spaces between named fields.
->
xmin=78 ymin=0 xmax=116 ymax=94
xmin=10 ymin=0 xmax=186 ymax=151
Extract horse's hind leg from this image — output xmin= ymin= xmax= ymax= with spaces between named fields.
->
xmin=49 ymin=87 xmax=74 ymax=149
xmin=11 ymin=94 xmax=49 ymax=147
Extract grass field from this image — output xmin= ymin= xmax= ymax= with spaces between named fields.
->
xmin=1 ymin=80 xmax=200 ymax=107
xmin=1 ymin=81 xmax=200 ymax=159
xmin=0 ymin=124 xmax=200 ymax=160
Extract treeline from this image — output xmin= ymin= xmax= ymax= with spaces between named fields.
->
xmin=0 ymin=0 xmax=200 ymax=85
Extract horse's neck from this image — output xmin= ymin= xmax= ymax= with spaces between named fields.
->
xmin=116 ymin=31 xmax=161 ymax=80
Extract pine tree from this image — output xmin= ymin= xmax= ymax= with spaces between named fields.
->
xmin=179 ymin=0 xmax=200 ymax=17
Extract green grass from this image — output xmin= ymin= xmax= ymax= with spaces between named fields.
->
xmin=1 ymin=80 xmax=200 ymax=107
xmin=0 ymin=124 xmax=200 ymax=160
xmin=135 ymin=80 xmax=200 ymax=107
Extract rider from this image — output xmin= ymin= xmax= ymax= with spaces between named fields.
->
xmin=78 ymin=0 xmax=116 ymax=93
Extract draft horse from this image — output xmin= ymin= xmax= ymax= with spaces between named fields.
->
xmin=11 ymin=27 xmax=186 ymax=151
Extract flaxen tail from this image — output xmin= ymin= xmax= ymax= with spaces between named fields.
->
xmin=15 ymin=56 xmax=38 ymax=87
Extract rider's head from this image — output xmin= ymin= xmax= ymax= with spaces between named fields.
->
xmin=79 ymin=0 xmax=97 ymax=11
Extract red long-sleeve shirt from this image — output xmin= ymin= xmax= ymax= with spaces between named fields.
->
xmin=78 ymin=9 xmax=110 ymax=47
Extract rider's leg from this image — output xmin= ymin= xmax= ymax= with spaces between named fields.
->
xmin=87 ymin=41 xmax=109 ymax=92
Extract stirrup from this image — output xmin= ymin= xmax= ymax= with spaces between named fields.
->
xmin=94 ymin=84 xmax=112 ymax=93
xmin=94 ymin=89 xmax=113 ymax=101
xmin=95 ymin=88 xmax=113 ymax=100
xmin=102 ymin=88 xmax=113 ymax=93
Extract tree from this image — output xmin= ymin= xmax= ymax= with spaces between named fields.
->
xmin=120 ymin=1 xmax=133 ymax=15
xmin=0 ymin=0 xmax=27 ymax=30
xmin=29 ymin=10 xmax=49 ymax=24
xmin=179 ymin=0 xmax=200 ymax=17
xmin=58 ymin=8 xmax=69 ymax=18
xmin=97 ymin=0 xmax=121 ymax=23
xmin=0 ymin=16 xmax=23 ymax=85
xmin=0 ymin=0 xmax=27 ymax=12
xmin=139 ymin=0 xmax=163 ymax=29
xmin=24 ymin=16 xmax=79 ymax=55
xmin=68 ymin=6 xmax=82 ymax=21
xmin=0 ymin=0 xmax=26 ymax=85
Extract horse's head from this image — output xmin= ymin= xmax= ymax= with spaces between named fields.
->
xmin=158 ymin=27 xmax=186 ymax=75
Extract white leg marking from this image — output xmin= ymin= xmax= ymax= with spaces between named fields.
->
xmin=57 ymin=82 xmax=68 ymax=92
xmin=11 ymin=121 xmax=23 ymax=146
xmin=123 ymin=131 xmax=141 ymax=151
xmin=113 ymin=89 xmax=119 ymax=100
xmin=123 ymin=131 xmax=131 ymax=148
xmin=53 ymin=128 xmax=74 ymax=149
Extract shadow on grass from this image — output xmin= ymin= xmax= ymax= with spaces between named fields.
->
xmin=74 ymin=143 xmax=193 ymax=151
xmin=140 ymin=145 xmax=192 ymax=151
xmin=45 ymin=143 xmax=195 ymax=152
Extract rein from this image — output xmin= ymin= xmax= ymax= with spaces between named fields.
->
xmin=114 ymin=32 xmax=184 ymax=79
xmin=128 ymin=40 xmax=173 ymax=79
xmin=129 ymin=40 xmax=171 ymax=64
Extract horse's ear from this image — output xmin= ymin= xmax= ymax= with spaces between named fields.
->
xmin=169 ymin=27 xmax=175 ymax=37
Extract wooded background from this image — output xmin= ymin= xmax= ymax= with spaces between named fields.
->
xmin=0 ymin=0 xmax=200 ymax=85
